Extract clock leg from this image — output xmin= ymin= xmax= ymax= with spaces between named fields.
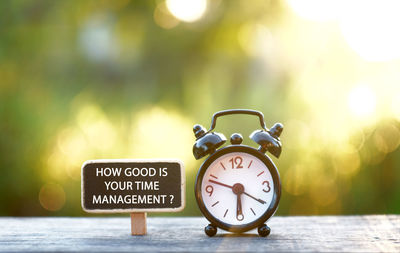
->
xmin=258 ymin=224 xmax=271 ymax=237
xmin=205 ymin=224 xmax=217 ymax=237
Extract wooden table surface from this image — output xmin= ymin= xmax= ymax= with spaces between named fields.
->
xmin=1 ymin=215 xmax=399 ymax=252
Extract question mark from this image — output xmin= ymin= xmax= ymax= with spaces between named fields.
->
xmin=169 ymin=195 xmax=174 ymax=204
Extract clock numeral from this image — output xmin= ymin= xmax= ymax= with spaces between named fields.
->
xmin=229 ymin=156 xmax=243 ymax=169
xmin=262 ymin=181 xmax=271 ymax=193
xmin=205 ymin=185 xmax=214 ymax=197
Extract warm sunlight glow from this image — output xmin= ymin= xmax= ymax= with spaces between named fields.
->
xmin=340 ymin=0 xmax=400 ymax=61
xmin=347 ymin=85 xmax=376 ymax=118
xmin=130 ymin=107 xmax=194 ymax=168
xmin=286 ymin=0 xmax=343 ymax=21
xmin=238 ymin=23 xmax=274 ymax=58
xmin=392 ymin=94 xmax=400 ymax=120
xmin=166 ymin=0 xmax=207 ymax=22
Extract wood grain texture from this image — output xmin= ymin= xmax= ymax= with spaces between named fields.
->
xmin=0 ymin=215 xmax=399 ymax=252
xmin=131 ymin=212 xmax=146 ymax=235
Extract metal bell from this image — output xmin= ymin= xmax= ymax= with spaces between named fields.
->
xmin=269 ymin=123 xmax=283 ymax=138
xmin=192 ymin=124 xmax=226 ymax=160
xmin=250 ymin=123 xmax=283 ymax=158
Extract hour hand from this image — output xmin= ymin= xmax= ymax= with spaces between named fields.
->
xmin=208 ymin=179 xmax=233 ymax=189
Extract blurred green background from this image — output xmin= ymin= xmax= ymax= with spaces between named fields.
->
xmin=1 ymin=0 xmax=400 ymax=216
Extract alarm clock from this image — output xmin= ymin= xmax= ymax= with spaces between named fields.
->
xmin=192 ymin=109 xmax=283 ymax=237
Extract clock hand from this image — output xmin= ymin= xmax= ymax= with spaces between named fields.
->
xmin=208 ymin=179 xmax=233 ymax=189
xmin=209 ymin=179 xmax=266 ymax=204
xmin=236 ymin=193 xmax=244 ymax=221
xmin=243 ymin=192 xmax=266 ymax=205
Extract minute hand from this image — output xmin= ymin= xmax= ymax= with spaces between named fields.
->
xmin=208 ymin=179 xmax=266 ymax=204
xmin=243 ymin=192 xmax=266 ymax=204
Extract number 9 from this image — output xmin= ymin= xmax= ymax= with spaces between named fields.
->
xmin=205 ymin=185 xmax=214 ymax=197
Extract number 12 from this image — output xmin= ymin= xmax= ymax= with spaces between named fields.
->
xmin=229 ymin=156 xmax=243 ymax=169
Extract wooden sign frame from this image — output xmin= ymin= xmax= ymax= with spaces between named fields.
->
xmin=81 ymin=159 xmax=185 ymax=235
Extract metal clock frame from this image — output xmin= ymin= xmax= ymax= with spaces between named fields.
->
xmin=195 ymin=144 xmax=281 ymax=233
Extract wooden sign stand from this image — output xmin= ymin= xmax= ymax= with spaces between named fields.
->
xmin=81 ymin=159 xmax=185 ymax=236
xmin=130 ymin=212 xmax=147 ymax=235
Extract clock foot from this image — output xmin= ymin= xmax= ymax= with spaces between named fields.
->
xmin=258 ymin=224 xmax=271 ymax=237
xmin=205 ymin=224 xmax=217 ymax=237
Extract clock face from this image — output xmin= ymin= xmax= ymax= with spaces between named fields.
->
xmin=200 ymin=151 xmax=275 ymax=226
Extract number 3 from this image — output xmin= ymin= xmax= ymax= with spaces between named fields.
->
xmin=262 ymin=181 xmax=270 ymax=193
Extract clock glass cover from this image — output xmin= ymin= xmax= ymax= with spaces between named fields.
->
xmin=200 ymin=151 xmax=274 ymax=226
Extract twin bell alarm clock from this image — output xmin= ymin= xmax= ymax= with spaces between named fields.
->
xmin=192 ymin=109 xmax=283 ymax=237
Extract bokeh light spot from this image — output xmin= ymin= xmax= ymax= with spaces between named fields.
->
xmin=130 ymin=107 xmax=194 ymax=169
xmin=286 ymin=0 xmax=343 ymax=22
xmin=55 ymin=127 xmax=89 ymax=181
xmin=166 ymin=0 xmax=207 ymax=23
xmin=46 ymin=151 xmax=68 ymax=180
xmin=283 ymin=165 xmax=307 ymax=196
xmin=77 ymin=104 xmax=116 ymax=151
xmin=347 ymin=85 xmax=376 ymax=118
xmin=332 ymin=145 xmax=360 ymax=178
xmin=154 ymin=2 xmax=180 ymax=29
xmin=238 ymin=23 xmax=274 ymax=57
xmin=79 ymin=14 xmax=118 ymax=62
xmin=373 ymin=123 xmax=400 ymax=154
xmin=340 ymin=0 xmax=400 ymax=61
xmin=391 ymin=94 xmax=400 ymax=120
xmin=284 ymin=120 xmax=311 ymax=149
xmin=48 ymin=103 xmax=119 ymax=181
xmin=309 ymin=177 xmax=338 ymax=206
xmin=39 ymin=183 xmax=66 ymax=212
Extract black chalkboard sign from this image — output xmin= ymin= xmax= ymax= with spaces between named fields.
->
xmin=81 ymin=159 xmax=185 ymax=213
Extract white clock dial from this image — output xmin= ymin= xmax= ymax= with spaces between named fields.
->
xmin=201 ymin=152 xmax=274 ymax=226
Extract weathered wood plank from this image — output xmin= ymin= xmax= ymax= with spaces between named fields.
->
xmin=0 ymin=216 xmax=399 ymax=252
